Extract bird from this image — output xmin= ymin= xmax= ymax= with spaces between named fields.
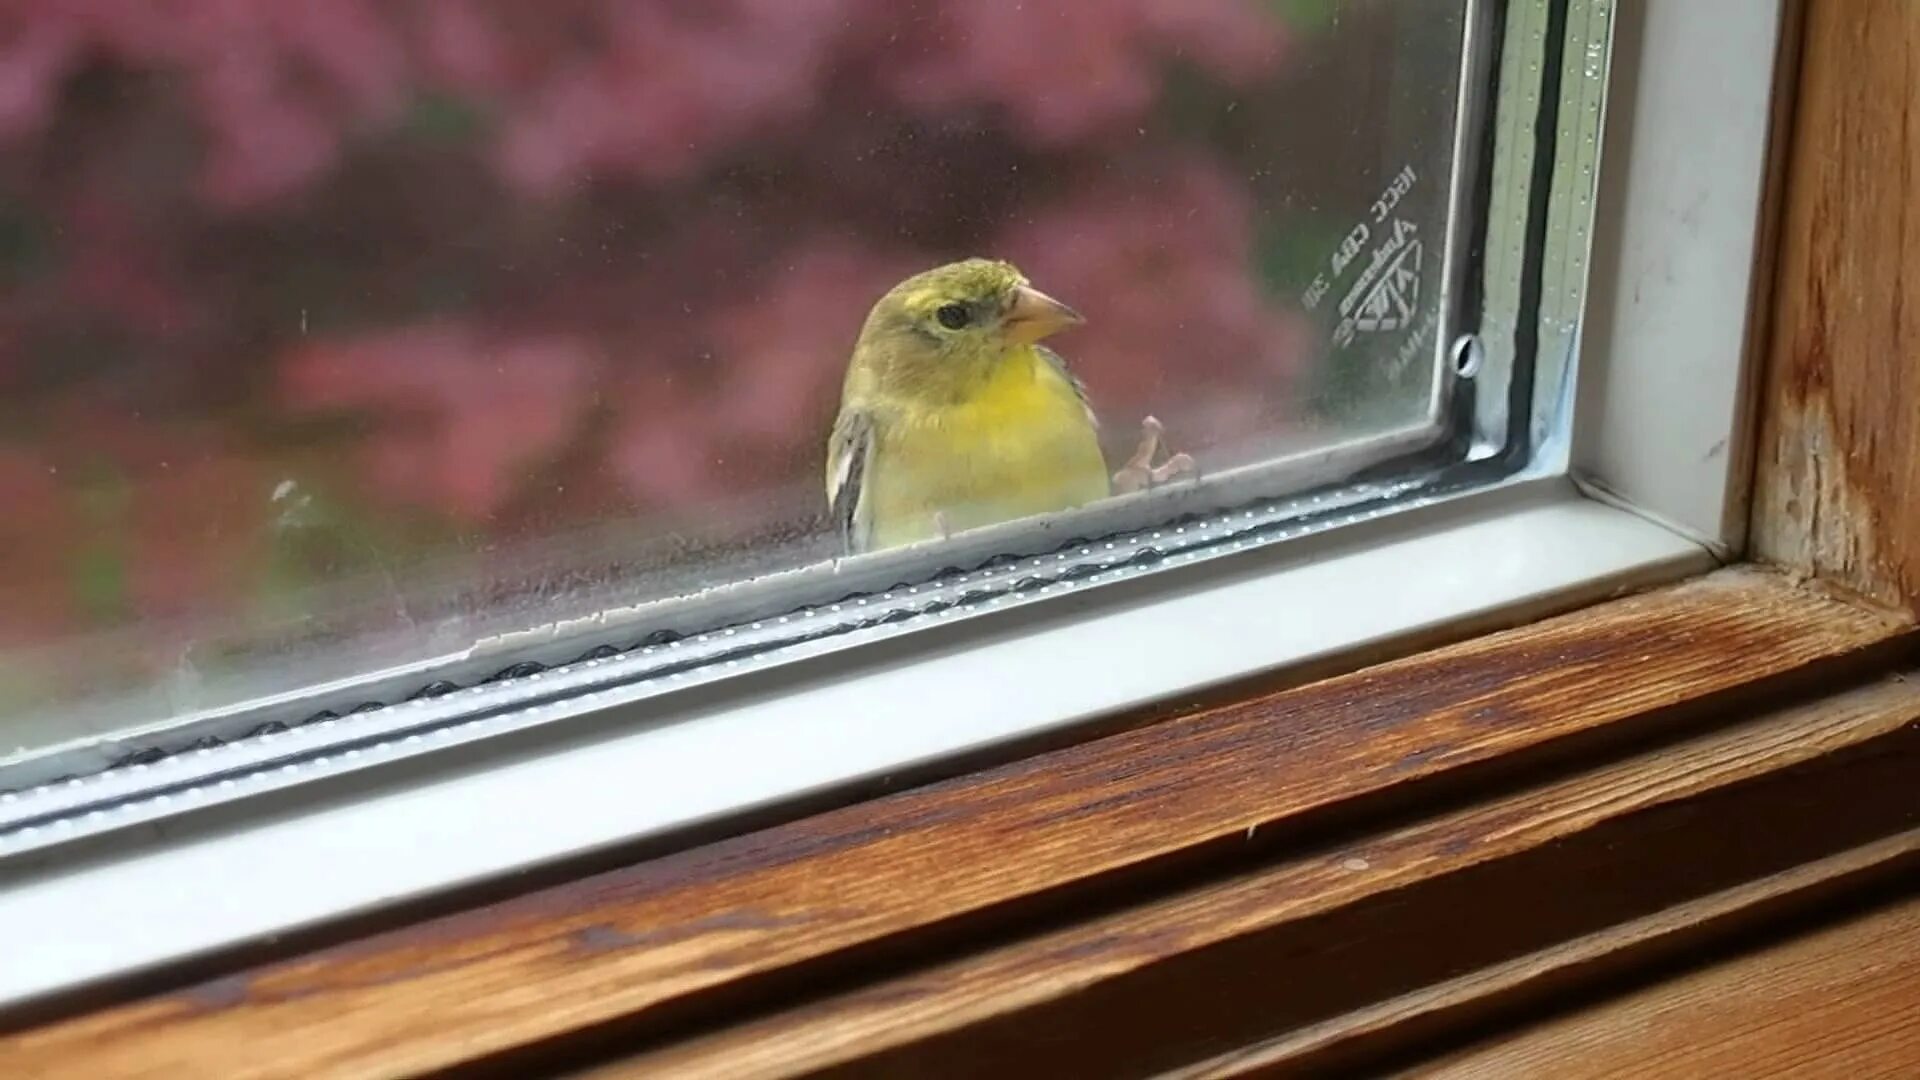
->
xmin=825 ymin=257 xmax=1192 ymax=555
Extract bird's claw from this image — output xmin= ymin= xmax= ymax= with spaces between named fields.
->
xmin=1112 ymin=415 xmax=1198 ymax=494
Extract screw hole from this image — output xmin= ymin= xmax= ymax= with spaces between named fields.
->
xmin=1449 ymin=334 xmax=1485 ymax=378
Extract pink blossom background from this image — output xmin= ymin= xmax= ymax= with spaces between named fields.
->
xmin=0 ymin=0 xmax=1443 ymax=737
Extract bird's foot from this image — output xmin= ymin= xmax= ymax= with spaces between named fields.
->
xmin=1112 ymin=415 xmax=1197 ymax=494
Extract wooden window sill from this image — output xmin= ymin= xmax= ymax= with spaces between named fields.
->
xmin=4 ymin=566 xmax=1915 ymax=1077
xmin=1406 ymin=890 xmax=1920 ymax=1079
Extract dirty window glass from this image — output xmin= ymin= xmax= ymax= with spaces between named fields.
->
xmin=1 ymin=1 xmax=1475 ymax=763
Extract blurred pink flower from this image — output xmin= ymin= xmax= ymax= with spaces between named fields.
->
xmin=491 ymin=0 xmax=873 ymax=194
xmin=4 ymin=0 xmax=1288 ymax=204
xmin=281 ymin=323 xmax=598 ymax=521
xmin=0 ymin=0 xmax=407 ymax=207
xmin=0 ymin=12 xmax=80 ymax=139
xmin=178 ymin=1 xmax=408 ymax=207
xmin=885 ymin=0 xmax=1285 ymax=146
xmin=603 ymin=369 xmax=719 ymax=509
xmin=410 ymin=0 xmax=514 ymax=97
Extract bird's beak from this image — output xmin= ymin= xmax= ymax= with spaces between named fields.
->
xmin=1001 ymin=284 xmax=1085 ymax=344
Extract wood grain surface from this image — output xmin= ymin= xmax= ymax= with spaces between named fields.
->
xmin=1183 ymin=835 xmax=1920 ymax=1080
xmin=1751 ymin=0 xmax=1920 ymax=613
xmin=595 ymin=674 xmax=1920 ymax=1079
xmin=1406 ymin=890 xmax=1920 ymax=1079
xmin=1 ymin=569 xmax=1907 ymax=1079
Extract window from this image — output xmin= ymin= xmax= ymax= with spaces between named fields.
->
xmin=2 ymin=1 xmax=1488 ymax=765
xmin=0 ymin=0 xmax=1786 ymax=1007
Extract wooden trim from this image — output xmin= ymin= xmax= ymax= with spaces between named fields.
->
xmin=599 ymin=684 xmax=1920 ymax=1079
xmin=3 ymin=569 xmax=1912 ymax=1077
xmin=1179 ymin=835 xmax=1920 ymax=1079
xmin=1404 ymin=891 xmax=1920 ymax=1078
xmin=1750 ymin=0 xmax=1920 ymax=613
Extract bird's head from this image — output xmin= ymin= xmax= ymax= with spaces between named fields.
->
xmin=849 ymin=258 xmax=1084 ymax=399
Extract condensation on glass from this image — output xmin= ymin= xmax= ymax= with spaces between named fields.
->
xmin=0 ymin=1 xmax=1507 ymax=774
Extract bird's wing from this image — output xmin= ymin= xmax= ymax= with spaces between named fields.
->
xmin=1036 ymin=344 xmax=1098 ymax=429
xmin=825 ymin=407 xmax=876 ymax=555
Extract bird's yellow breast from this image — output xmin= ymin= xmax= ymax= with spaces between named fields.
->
xmin=866 ymin=346 xmax=1107 ymax=549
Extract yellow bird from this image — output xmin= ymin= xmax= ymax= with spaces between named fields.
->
xmin=825 ymin=258 xmax=1190 ymax=554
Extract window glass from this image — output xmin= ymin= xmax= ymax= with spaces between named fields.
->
xmin=0 ymin=1 xmax=1474 ymax=762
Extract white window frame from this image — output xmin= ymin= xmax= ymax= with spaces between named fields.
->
xmin=0 ymin=0 xmax=1786 ymax=1008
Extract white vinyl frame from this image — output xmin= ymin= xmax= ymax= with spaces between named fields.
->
xmin=0 ymin=0 xmax=1788 ymax=1009
xmin=1568 ymin=0 xmax=1788 ymax=555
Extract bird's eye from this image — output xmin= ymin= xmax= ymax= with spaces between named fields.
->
xmin=935 ymin=303 xmax=970 ymax=330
